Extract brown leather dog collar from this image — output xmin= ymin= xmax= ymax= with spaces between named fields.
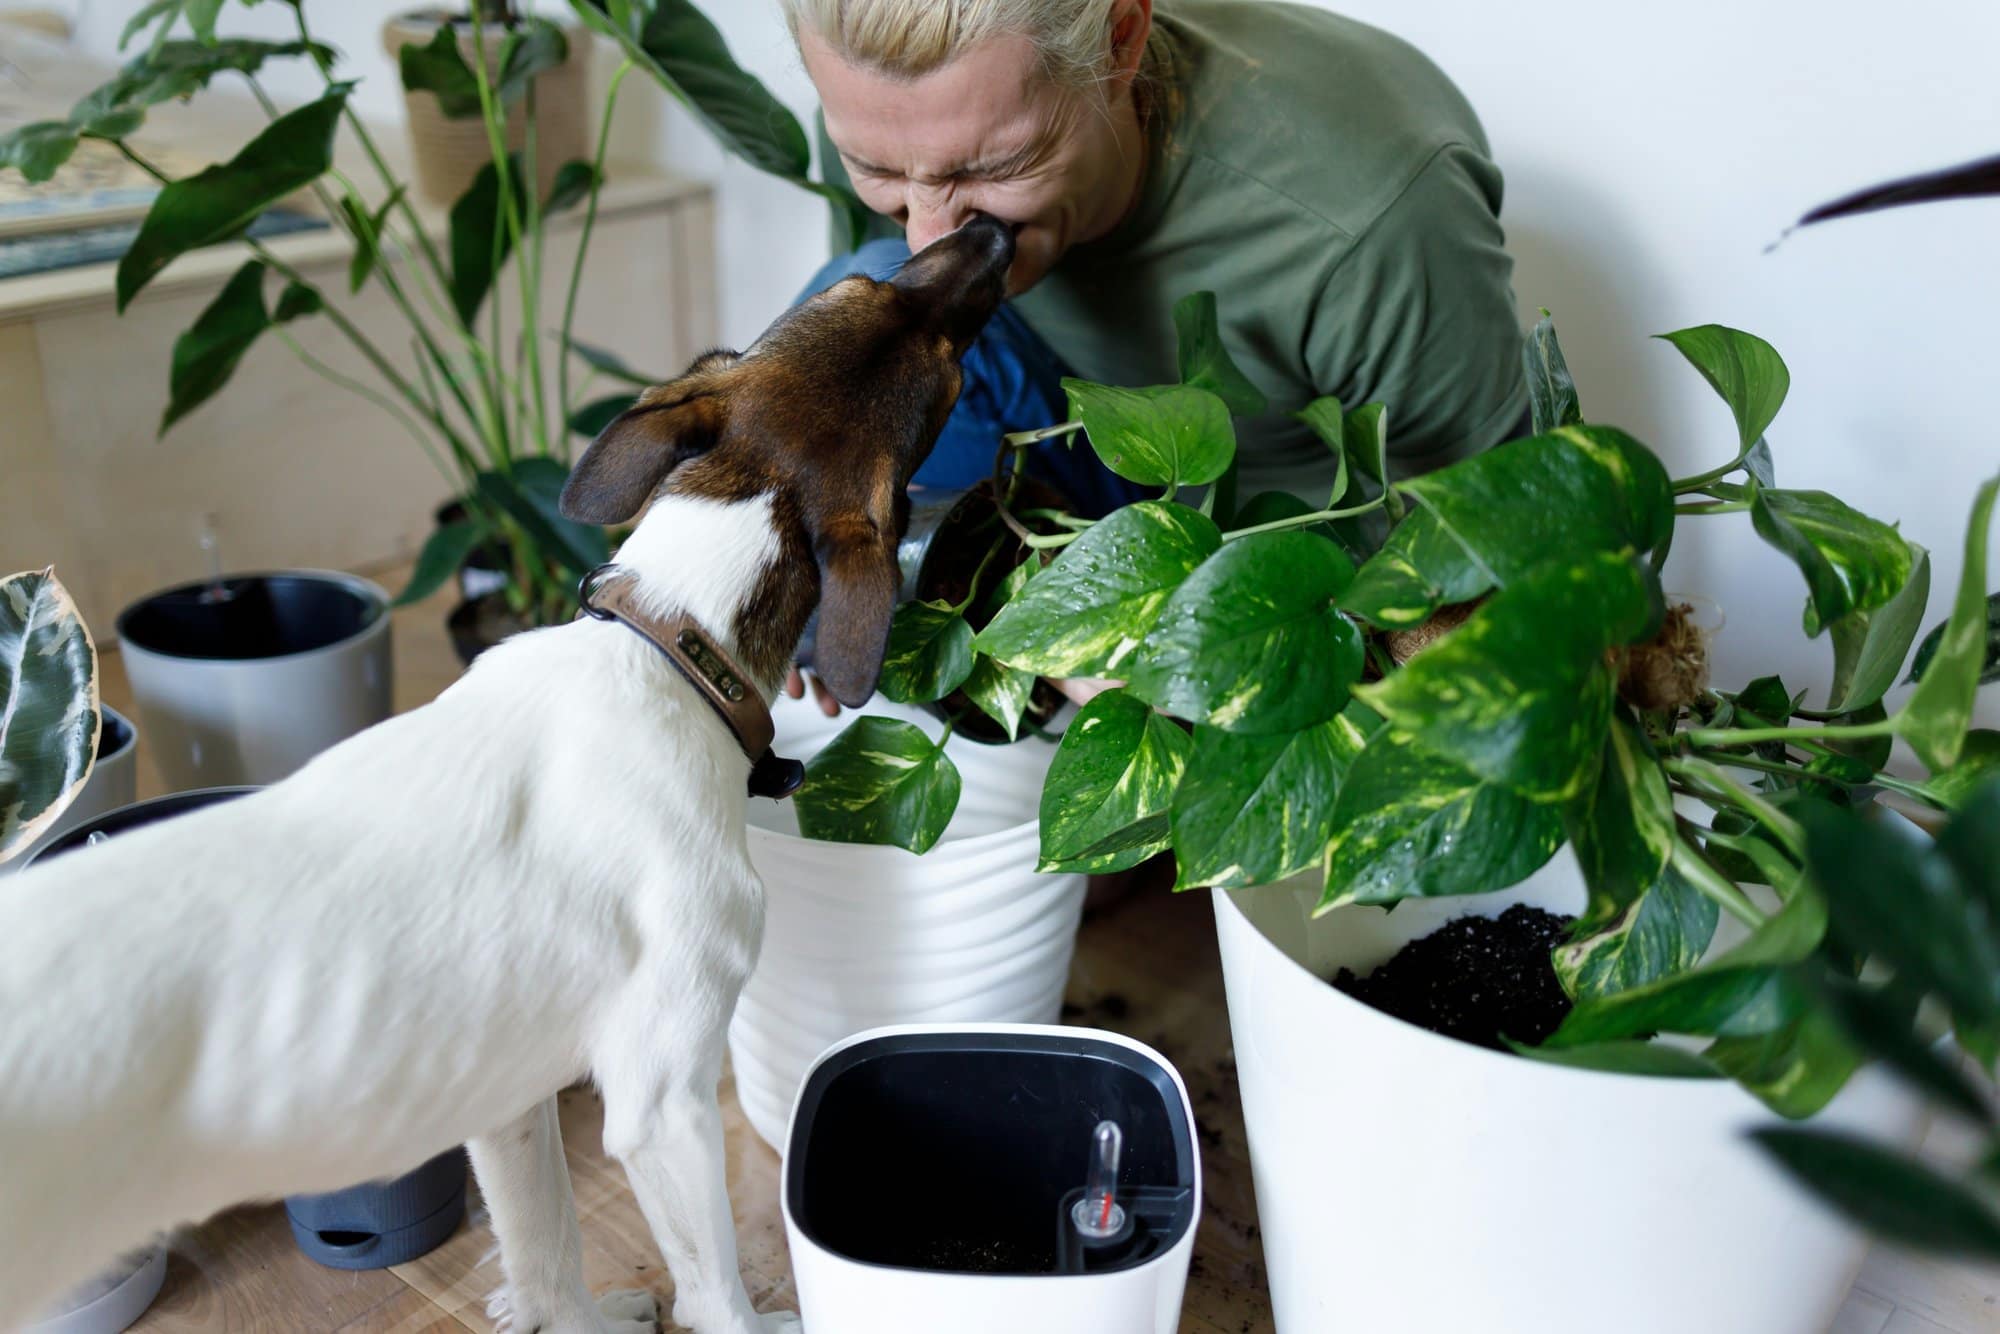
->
xmin=577 ymin=564 xmax=805 ymax=800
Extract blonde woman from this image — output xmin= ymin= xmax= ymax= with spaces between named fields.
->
xmin=784 ymin=0 xmax=1527 ymax=711
xmin=789 ymin=0 xmax=1525 ymax=487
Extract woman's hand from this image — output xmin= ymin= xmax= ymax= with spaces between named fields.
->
xmin=785 ymin=665 xmax=844 ymax=718
xmin=1055 ymin=677 xmax=1123 ymax=706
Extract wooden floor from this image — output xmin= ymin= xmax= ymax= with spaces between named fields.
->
xmin=88 ymin=569 xmax=1996 ymax=1334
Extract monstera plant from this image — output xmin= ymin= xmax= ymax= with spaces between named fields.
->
xmin=0 ymin=0 xmax=861 ymax=634
xmin=0 ymin=570 xmax=101 ymax=864
xmin=794 ymin=296 xmax=1999 ymax=1134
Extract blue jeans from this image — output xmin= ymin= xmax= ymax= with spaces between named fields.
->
xmin=795 ymin=239 xmax=1145 ymax=518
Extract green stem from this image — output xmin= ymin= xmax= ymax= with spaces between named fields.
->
xmin=950 ymin=542 xmax=1006 ymax=616
xmin=297 ymin=4 xmax=459 ymax=313
xmin=1222 ymin=493 xmax=1386 ymax=542
xmin=1670 ymin=836 xmax=1768 ymax=928
xmin=1018 ymin=509 xmax=1094 ymax=530
xmin=1675 ymin=500 xmax=1751 ymax=516
xmin=559 ymin=60 xmax=633 ymax=441
xmin=272 ymin=328 xmax=454 ymax=485
xmin=1664 ymin=756 xmax=1806 ymax=860
xmin=1672 ymin=454 xmax=1752 ymax=495
xmin=246 ymin=76 xmax=489 ymax=465
xmin=245 ymin=238 xmax=477 ymax=464
xmin=1004 ymin=420 xmax=1083 ymax=447
xmin=518 ymin=79 xmax=550 ymax=452
xmin=468 ymin=6 xmax=525 ymax=464
xmin=1023 ymin=529 xmax=1081 ymax=550
xmin=1684 ymin=717 xmax=1896 ymax=750
xmin=109 ymin=138 xmax=168 ymax=183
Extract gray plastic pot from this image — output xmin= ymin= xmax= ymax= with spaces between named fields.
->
xmin=116 ymin=571 xmax=392 ymax=791
xmin=283 ymin=1148 xmax=468 ymax=1270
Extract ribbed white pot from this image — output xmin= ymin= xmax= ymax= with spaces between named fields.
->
xmin=730 ymin=696 xmax=1086 ymax=1149
xmin=1213 ymin=849 xmax=1933 ymax=1334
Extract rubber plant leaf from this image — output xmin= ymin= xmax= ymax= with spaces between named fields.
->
xmin=0 ymin=569 xmax=101 ymax=862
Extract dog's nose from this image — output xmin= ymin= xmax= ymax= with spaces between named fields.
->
xmin=958 ymin=212 xmax=1016 ymax=270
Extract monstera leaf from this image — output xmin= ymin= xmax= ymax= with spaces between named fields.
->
xmin=0 ymin=570 xmax=101 ymax=862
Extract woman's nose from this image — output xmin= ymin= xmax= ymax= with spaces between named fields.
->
xmin=904 ymin=192 xmax=969 ymax=254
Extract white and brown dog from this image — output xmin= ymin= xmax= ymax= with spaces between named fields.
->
xmin=0 ymin=216 xmax=1016 ymax=1333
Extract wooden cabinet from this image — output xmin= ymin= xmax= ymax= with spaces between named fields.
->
xmin=0 ymin=166 xmax=716 ymax=631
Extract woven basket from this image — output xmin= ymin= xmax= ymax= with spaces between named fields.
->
xmin=383 ymin=12 xmax=591 ymax=208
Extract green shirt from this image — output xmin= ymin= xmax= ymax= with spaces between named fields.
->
xmin=819 ymin=0 xmax=1527 ymax=502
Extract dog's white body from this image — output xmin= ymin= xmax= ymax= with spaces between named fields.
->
xmin=0 ymin=494 xmax=800 ymax=1334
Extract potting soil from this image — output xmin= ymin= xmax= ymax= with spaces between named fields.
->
xmin=1333 ymin=905 xmax=1576 ymax=1050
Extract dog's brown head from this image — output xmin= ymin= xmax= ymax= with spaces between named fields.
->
xmin=558 ymin=215 xmax=1015 ymax=707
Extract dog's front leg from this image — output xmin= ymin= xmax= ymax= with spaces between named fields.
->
xmin=470 ymin=1097 xmax=660 ymax=1334
xmin=600 ymin=1068 xmax=797 ymax=1334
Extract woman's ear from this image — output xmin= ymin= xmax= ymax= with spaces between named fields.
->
xmin=559 ymin=394 xmax=725 ymax=525
xmin=1108 ymin=0 xmax=1154 ymax=85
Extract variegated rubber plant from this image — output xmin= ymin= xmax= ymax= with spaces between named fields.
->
xmin=0 ymin=569 xmax=101 ymax=863
xmin=792 ymin=295 xmax=2000 ymax=1220
xmin=0 ymin=0 xmax=864 ymax=628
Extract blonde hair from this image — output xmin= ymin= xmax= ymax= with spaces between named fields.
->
xmin=780 ymin=0 xmax=1124 ymax=89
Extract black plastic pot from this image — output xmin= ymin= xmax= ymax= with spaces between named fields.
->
xmin=29 ymin=787 xmax=261 ymax=864
xmin=446 ymin=591 xmax=532 ymax=666
xmin=31 ymin=787 xmax=469 ymax=1272
xmin=433 ymin=499 xmax=514 ymax=605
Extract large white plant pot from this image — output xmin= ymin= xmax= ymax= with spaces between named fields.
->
xmin=1214 ymin=848 xmax=1933 ymax=1334
xmin=730 ymin=696 xmax=1086 ymax=1149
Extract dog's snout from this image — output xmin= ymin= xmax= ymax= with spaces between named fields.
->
xmin=890 ymin=213 xmax=1016 ymax=350
xmin=959 ymin=212 xmax=1016 ymax=271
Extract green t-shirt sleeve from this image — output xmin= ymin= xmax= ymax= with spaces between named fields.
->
xmin=1302 ymin=143 xmax=1527 ymax=473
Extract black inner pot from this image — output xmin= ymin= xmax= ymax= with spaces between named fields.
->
xmin=787 ymin=1032 xmax=1196 ymax=1277
xmin=31 ymin=787 xmax=254 ymax=867
xmin=118 ymin=575 xmax=380 ymax=662
xmin=101 ymin=709 xmax=135 ymax=756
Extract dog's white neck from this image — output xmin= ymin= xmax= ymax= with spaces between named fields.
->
xmin=605 ymin=492 xmax=783 ymax=686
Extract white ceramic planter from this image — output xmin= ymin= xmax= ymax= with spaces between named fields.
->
xmin=26 ymin=1245 xmax=166 ymax=1334
xmin=116 ymin=571 xmax=392 ymax=791
xmin=782 ymin=1024 xmax=1199 ymax=1334
xmin=1213 ymin=849 xmax=1933 ymax=1334
xmin=7 ymin=705 xmax=137 ymax=873
xmin=730 ymin=696 xmax=1087 ymax=1148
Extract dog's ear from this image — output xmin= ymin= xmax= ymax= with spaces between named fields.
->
xmin=559 ymin=393 xmax=725 ymax=525
xmin=809 ymin=512 xmax=902 ymax=708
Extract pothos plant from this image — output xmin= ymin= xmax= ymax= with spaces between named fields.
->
xmin=0 ymin=0 xmax=862 ymax=628
xmin=793 ymin=294 xmax=2000 ymax=1114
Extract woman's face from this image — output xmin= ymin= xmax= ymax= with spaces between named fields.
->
xmin=802 ymin=29 xmax=1143 ymax=295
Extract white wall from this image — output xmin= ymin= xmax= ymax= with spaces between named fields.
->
xmin=1324 ymin=0 xmax=2000 ymax=731
xmin=56 ymin=0 xmax=2000 ymax=730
